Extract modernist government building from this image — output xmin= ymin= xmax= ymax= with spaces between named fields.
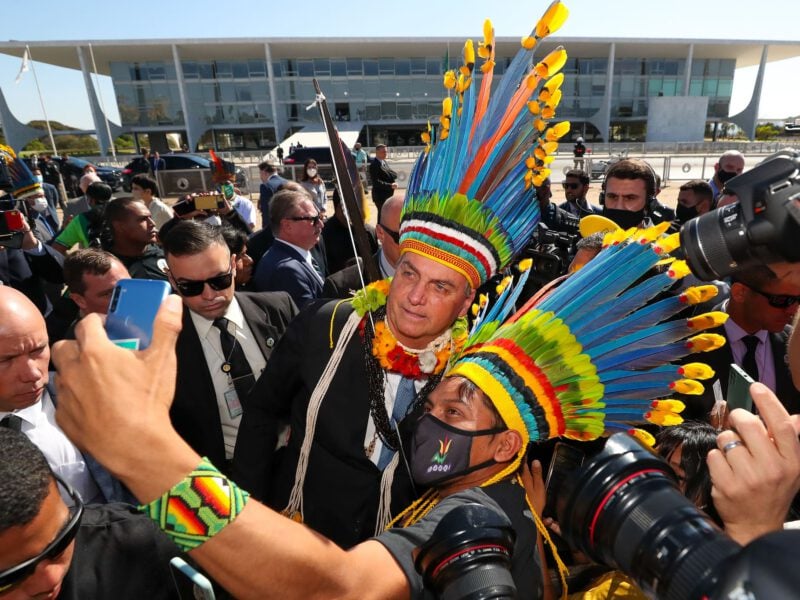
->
xmin=0 ymin=37 xmax=798 ymax=153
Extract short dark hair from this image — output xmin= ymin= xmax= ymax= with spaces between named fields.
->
xmin=604 ymin=159 xmax=657 ymax=198
xmin=731 ymin=266 xmax=778 ymax=291
xmin=85 ymin=182 xmax=112 ymax=205
xmin=0 ymin=429 xmax=54 ymax=532
xmin=269 ymin=188 xmax=311 ymax=235
xmin=656 ymin=421 xmax=721 ymax=525
xmin=576 ymin=231 xmax=606 ymax=252
xmin=103 ymin=197 xmax=144 ymax=224
xmin=679 ymin=179 xmax=714 ymax=204
xmin=63 ymin=248 xmax=118 ymax=294
xmin=130 ymin=173 xmax=159 ymax=195
xmin=258 ymin=161 xmax=278 ymax=173
xmin=220 ymin=224 xmax=247 ymax=256
xmin=162 ymin=220 xmax=227 ymax=258
xmin=564 ymin=169 xmax=590 ymax=185
xmin=375 ymin=144 xmax=387 ymax=151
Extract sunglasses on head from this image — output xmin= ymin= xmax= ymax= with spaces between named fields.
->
xmin=173 ymin=270 xmax=233 ymax=297
xmin=0 ymin=476 xmax=83 ymax=593
xmin=379 ymin=223 xmax=400 ymax=244
xmin=562 ymin=182 xmax=581 ymax=190
xmin=287 ymin=214 xmax=323 ymax=226
xmin=749 ymin=287 xmax=800 ymax=309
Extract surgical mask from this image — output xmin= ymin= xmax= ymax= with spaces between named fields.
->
xmin=410 ymin=413 xmax=505 ymax=487
xmin=602 ymin=206 xmax=645 ymax=229
xmin=306 ymin=168 xmax=318 ymax=178
xmin=31 ymin=196 xmax=49 ymax=213
xmin=675 ymin=203 xmax=699 ymax=224
xmin=716 ymin=168 xmax=737 ymax=184
xmin=34 ymin=175 xmax=44 ymax=183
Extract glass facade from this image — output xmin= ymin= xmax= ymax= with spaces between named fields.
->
xmin=109 ymin=51 xmax=738 ymax=145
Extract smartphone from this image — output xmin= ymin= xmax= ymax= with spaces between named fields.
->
xmin=194 ymin=193 xmax=224 ymax=211
xmin=173 ymin=197 xmax=197 ymax=216
xmin=105 ymin=279 xmax=171 ymax=350
xmin=543 ymin=442 xmax=585 ymax=519
xmin=727 ymin=363 xmax=755 ymax=412
xmin=0 ymin=210 xmax=26 ymax=249
xmin=170 ymin=557 xmax=217 ymax=600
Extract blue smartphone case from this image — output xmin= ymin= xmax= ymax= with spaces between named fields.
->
xmin=105 ymin=279 xmax=171 ymax=350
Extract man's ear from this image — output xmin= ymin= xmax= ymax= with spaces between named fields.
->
xmin=70 ymin=292 xmax=88 ymax=313
xmin=730 ymin=281 xmax=748 ymax=303
xmin=494 ymin=429 xmax=523 ymax=463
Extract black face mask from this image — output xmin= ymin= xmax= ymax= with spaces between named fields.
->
xmin=675 ymin=203 xmax=699 ymax=224
xmin=410 ymin=413 xmax=505 ymax=487
xmin=602 ymin=206 xmax=645 ymax=229
xmin=716 ymin=168 xmax=737 ymax=184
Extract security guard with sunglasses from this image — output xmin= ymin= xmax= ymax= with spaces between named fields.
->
xmin=679 ymin=266 xmax=800 ymax=420
xmin=0 ymin=429 xmax=180 ymax=600
xmin=162 ymin=220 xmax=298 ymax=474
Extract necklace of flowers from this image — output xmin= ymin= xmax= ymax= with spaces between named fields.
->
xmin=353 ymin=278 xmax=469 ymax=379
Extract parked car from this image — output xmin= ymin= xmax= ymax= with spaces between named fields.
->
xmin=122 ymin=153 xmax=247 ymax=192
xmin=282 ymin=146 xmax=333 ymax=166
xmin=23 ymin=156 xmax=125 ymax=197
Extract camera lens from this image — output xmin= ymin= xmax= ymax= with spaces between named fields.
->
xmin=556 ymin=433 xmax=741 ymax=600
xmin=679 ymin=203 xmax=753 ymax=281
xmin=415 ymin=503 xmax=517 ymax=600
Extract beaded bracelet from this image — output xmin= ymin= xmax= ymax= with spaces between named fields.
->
xmin=138 ymin=457 xmax=249 ymax=552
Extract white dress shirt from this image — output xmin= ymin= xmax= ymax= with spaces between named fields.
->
xmin=1 ymin=390 xmax=101 ymax=504
xmin=190 ymin=297 xmax=267 ymax=459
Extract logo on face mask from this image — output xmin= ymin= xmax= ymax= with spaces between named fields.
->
xmin=431 ymin=436 xmax=453 ymax=466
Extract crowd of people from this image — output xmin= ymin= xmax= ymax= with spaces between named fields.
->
xmin=2 ymin=5 xmax=800 ymax=599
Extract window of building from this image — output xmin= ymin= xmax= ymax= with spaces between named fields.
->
xmin=395 ymin=59 xmax=410 ymax=76
xmin=379 ymin=58 xmax=394 ymax=75
xmin=314 ymin=59 xmax=331 ymax=76
xmin=298 ymin=60 xmax=314 ymax=77
xmin=232 ymin=61 xmax=249 ymax=79
xmin=363 ymin=59 xmax=378 ymax=76
xmin=331 ymin=59 xmax=346 ymax=76
xmin=426 ymin=59 xmax=441 ymax=76
xmin=248 ymin=59 xmax=267 ymax=77
xmin=347 ymin=58 xmax=363 ymax=76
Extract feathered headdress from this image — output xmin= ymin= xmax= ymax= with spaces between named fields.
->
xmin=448 ymin=224 xmax=727 ymax=484
xmin=208 ymin=149 xmax=236 ymax=184
xmin=399 ymin=1 xmax=571 ymax=289
xmin=0 ymin=144 xmax=42 ymax=200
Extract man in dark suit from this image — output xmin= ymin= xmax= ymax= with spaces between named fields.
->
xmin=683 ymin=267 xmax=800 ymax=420
xmin=323 ymin=193 xmax=402 ymax=298
xmin=258 ymin=161 xmax=288 ymax=226
xmin=252 ymin=188 xmax=325 ymax=309
xmin=368 ymin=144 xmax=397 ymax=212
xmin=321 ymin=189 xmax=378 ymax=277
xmin=148 ymin=150 xmax=166 ymax=174
xmin=163 ymin=221 xmax=298 ymax=472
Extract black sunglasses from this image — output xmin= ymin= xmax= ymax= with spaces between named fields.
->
xmin=0 ymin=476 xmax=83 ymax=593
xmin=173 ymin=270 xmax=233 ymax=297
xmin=379 ymin=223 xmax=400 ymax=244
xmin=287 ymin=214 xmax=323 ymax=226
xmin=749 ymin=287 xmax=800 ymax=309
xmin=562 ymin=182 xmax=581 ymax=190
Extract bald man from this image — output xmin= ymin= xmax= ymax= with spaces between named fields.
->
xmin=0 ymin=286 xmax=128 ymax=504
xmin=709 ymin=150 xmax=745 ymax=204
xmin=322 ymin=194 xmax=403 ymax=298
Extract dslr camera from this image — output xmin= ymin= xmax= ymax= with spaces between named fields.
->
xmin=681 ymin=149 xmax=800 ymax=280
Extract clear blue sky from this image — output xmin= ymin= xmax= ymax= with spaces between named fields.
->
xmin=0 ymin=0 xmax=798 ymax=129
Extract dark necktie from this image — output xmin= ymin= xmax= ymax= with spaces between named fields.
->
xmin=212 ymin=318 xmax=256 ymax=401
xmin=377 ymin=377 xmax=417 ymax=470
xmin=310 ymin=255 xmax=323 ymax=278
xmin=0 ymin=414 xmax=23 ymax=432
xmin=741 ymin=335 xmax=760 ymax=382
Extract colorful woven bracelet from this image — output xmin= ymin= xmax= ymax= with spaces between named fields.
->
xmin=138 ymin=457 xmax=249 ymax=552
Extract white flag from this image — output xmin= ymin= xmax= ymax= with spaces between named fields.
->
xmin=15 ymin=48 xmax=30 ymax=84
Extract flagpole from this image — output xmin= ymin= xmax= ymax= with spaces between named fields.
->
xmin=89 ymin=43 xmax=116 ymax=160
xmin=26 ymin=45 xmax=59 ymax=157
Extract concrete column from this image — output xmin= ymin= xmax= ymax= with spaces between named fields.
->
xmin=730 ymin=44 xmax=768 ymax=140
xmin=171 ymin=44 xmax=196 ymax=151
xmin=76 ymin=45 xmax=112 ymax=156
xmin=588 ymin=42 xmax=614 ymax=142
xmin=683 ymin=43 xmax=694 ymax=96
xmin=265 ymin=43 xmax=281 ymax=144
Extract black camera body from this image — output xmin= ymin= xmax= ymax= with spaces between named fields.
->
xmin=554 ymin=433 xmax=800 ymax=600
xmin=681 ymin=149 xmax=800 ymax=280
